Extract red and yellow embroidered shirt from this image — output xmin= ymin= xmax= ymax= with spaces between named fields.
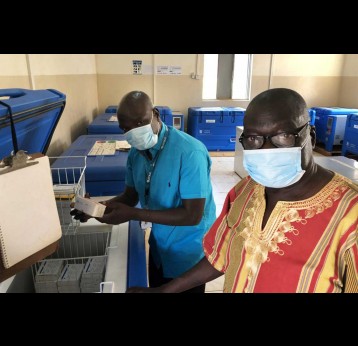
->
xmin=203 ymin=174 xmax=358 ymax=293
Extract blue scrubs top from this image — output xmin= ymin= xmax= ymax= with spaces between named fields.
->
xmin=125 ymin=123 xmax=216 ymax=278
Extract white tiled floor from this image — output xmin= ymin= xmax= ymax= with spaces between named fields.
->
xmin=205 ymin=156 xmax=241 ymax=293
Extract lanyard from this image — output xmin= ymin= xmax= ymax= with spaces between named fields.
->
xmin=144 ymin=126 xmax=169 ymax=208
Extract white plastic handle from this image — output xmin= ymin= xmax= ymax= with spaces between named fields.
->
xmin=100 ymin=281 xmax=114 ymax=293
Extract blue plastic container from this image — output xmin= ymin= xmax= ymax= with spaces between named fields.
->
xmin=342 ymin=113 xmax=358 ymax=156
xmin=155 ymin=106 xmax=173 ymax=127
xmin=51 ymin=134 xmax=128 ymax=196
xmin=308 ymin=108 xmax=316 ymax=125
xmin=0 ymin=88 xmax=66 ymax=159
xmin=187 ymin=107 xmax=245 ymax=151
xmin=310 ymin=107 xmax=358 ymax=152
xmin=87 ymin=113 xmax=124 ymax=134
xmin=101 ymin=105 xmax=176 ymax=132
xmin=105 ymin=105 xmax=118 ymax=113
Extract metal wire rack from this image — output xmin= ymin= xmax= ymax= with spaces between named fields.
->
xmin=50 ymin=156 xmax=86 ymax=235
xmin=31 ymin=156 xmax=118 ymax=293
xmin=32 ymin=229 xmax=111 ymax=293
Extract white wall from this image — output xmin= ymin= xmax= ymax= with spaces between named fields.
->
xmin=29 ymin=54 xmax=96 ymax=75
xmin=272 ymin=54 xmax=344 ymax=76
xmin=0 ymin=54 xmax=28 ymax=75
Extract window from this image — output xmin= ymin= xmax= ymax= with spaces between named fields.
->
xmin=202 ymin=54 xmax=252 ymax=100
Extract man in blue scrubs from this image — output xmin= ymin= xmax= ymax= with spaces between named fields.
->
xmin=86 ymin=91 xmax=216 ymax=292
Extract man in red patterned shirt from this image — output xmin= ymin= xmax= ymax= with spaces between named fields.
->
xmin=127 ymin=88 xmax=358 ymax=293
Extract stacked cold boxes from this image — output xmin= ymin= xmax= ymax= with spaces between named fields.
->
xmin=105 ymin=105 xmax=117 ymax=113
xmin=34 ymin=258 xmax=106 ymax=293
xmin=310 ymin=107 xmax=358 ymax=152
xmin=187 ymin=107 xmax=245 ymax=151
xmin=342 ymin=113 xmax=358 ymax=156
xmin=80 ymin=257 xmax=106 ymax=293
xmin=155 ymin=106 xmax=173 ymax=128
xmin=51 ymin=134 xmax=128 ymax=197
xmin=57 ymin=263 xmax=84 ymax=293
xmin=87 ymin=113 xmax=124 ymax=134
xmin=34 ymin=260 xmax=64 ymax=293
xmin=93 ymin=105 xmax=183 ymax=134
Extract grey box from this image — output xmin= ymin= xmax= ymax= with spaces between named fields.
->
xmin=35 ymin=280 xmax=58 ymax=293
xmin=81 ymin=256 xmax=106 ymax=280
xmin=35 ymin=260 xmax=64 ymax=283
xmin=57 ymin=263 xmax=84 ymax=288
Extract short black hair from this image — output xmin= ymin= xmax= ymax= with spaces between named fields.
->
xmin=247 ymin=88 xmax=308 ymax=122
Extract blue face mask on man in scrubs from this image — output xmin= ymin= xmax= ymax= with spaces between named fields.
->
xmin=125 ymin=114 xmax=158 ymax=150
xmin=241 ymin=122 xmax=310 ymax=188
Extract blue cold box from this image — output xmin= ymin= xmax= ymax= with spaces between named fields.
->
xmin=97 ymin=105 xmax=179 ymax=134
xmin=342 ymin=113 xmax=358 ymax=156
xmin=157 ymin=106 xmax=185 ymax=130
xmin=310 ymin=107 xmax=358 ymax=152
xmin=51 ymin=134 xmax=128 ymax=196
xmin=105 ymin=105 xmax=118 ymax=113
xmin=308 ymin=108 xmax=316 ymax=125
xmin=87 ymin=113 xmax=124 ymax=134
xmin=155 ymin=106 xmax=173 ymax=127
xmin=0 ymin=88 xmax=66 ymax=159
xmin=187 ymin=107 xmax=245 ymax=151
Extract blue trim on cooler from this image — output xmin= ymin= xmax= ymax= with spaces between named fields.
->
xmin=127 ymin=220 xmax=147 ymax=288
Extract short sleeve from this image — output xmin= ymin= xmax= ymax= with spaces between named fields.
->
xmin=179 ymin=150 xmax=210 ymax=199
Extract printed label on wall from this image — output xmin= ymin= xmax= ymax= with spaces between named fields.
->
xmin=132 ymin=60 xmax=142 ymax=75
xmin=156 ymin=66 xmax=182 ymax=75
xmin=157 ymin=66 xmax=170 ymax=74
xmin=169 ymin=66 xmax=181 ymax=75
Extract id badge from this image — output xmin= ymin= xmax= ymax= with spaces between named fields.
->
xmin=141 ymin=221 xmax=152 ymax=229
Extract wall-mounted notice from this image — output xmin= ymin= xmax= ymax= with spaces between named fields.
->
xmin=169 ymin=66 xmax=182 ymax=75
xmin=157 ymin=66 xmax=170 ymax=75
xmin=156 ymin=66 xmax=182 ymax=75
xmin=132 ymin=60 xmax=142 ymax=75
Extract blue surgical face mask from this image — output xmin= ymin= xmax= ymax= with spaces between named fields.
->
xmin=243 ymin=146 xmax=306 ymax=188
xmin=125 ymin=116 xmax=158 ymax=150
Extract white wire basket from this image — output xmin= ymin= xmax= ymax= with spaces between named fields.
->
xmin=32 ymin=229 xmax=111 ymax=293
xmin=31 ymin=156 xmax=114 ymax=293
xmin=50 ymin=156 xmax=87 ymax=235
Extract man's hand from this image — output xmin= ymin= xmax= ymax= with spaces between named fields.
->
xmin=95 ymin=200 xmax=134 ymax=225
xmin=70 ymin=193 xmax=93 ymax=223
